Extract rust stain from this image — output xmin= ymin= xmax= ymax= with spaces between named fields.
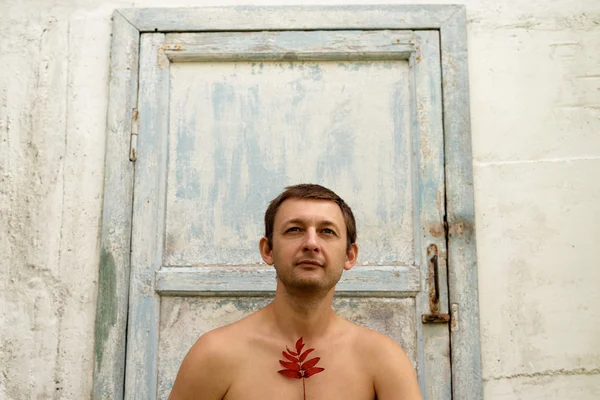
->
xmin=157 ymin=44 xmax=186 ymax=68
xmin=427 ymin=243 xmax=438 ymax=257
xmin=422 ymin=314 xmax=450 ymax=324
xmin=413 ymin=35 xmax=422 ymax=63
xmin=428 ymin=223 xmax=444 ymax=238
xmin=161 ymin=44 xmax=186 ymax=51
xmin=157 ymin=46 xmax=166 ymax=69
xmin=450 ymin=303 xmax=458 ymax=331
xmin=129 ymin=109 xmax=138 ymax=162
xmin=448 ymin=220 xmax=474 ymax=239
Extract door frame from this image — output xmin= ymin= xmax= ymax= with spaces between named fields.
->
xmin=93 ymin=5 xmax=482 ymax=400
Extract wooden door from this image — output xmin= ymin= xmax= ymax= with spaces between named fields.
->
xmin=126 ymin=29 xmax=450 ymax=400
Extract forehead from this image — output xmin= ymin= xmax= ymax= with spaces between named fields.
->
xmin=274 ymin=198 xmax=345 ymax=227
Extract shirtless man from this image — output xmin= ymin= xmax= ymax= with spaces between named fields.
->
xmin=169 ymin=184 xmax=423 ymax=400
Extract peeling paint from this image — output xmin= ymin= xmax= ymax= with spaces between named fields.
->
xmin=3 ymin=2 xmax=599 ymax=399
xmin=165 ymin=58 xmax=415 ymax=267
xmin=94 ymin=247 xmax=117 ymax=369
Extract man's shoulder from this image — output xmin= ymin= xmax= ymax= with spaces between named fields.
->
xmin=334 ymin=318 xmax=421 ymax=398
xmin=181 ymin=325 xmax=237 ymax=374
xmin=339 ymin=320 xmax=421 ymax=398
xmin=169 ymin=315 xmax=261 ymax=399
xmin=190 ymin=325 xmax=235 ymax=352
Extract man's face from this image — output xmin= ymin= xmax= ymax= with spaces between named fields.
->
xmin=260 ymin=198 xmax=358 ymax=292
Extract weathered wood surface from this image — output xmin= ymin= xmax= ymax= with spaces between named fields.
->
xmin=92 ymin=10 xmax=139 ymax=400
xmin=150 ymin=26 xmax=436 ymax=398
xmin=124 ymin=33 xmax=169 ymax=400
xmin=96 ymin=5 xmax=481 ymax=400
xmin=163 ymin=30 xmax=416 ymax=62
xmin=119 ymin=5 xmax=461 ymax=32
xmin=156 ymin=26 xmax=449 ymax=399
xmin=440 ymin=8 xmax=484 ymax=400
xmin=411 ymin=30 xmax=453 ymax=400
xmin=164 ymin=55 xmax=415 ymax=268
xmin=155 ymin=266 xmax=421 ymax=297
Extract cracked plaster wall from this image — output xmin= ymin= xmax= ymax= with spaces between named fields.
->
xmin=0 ymin=0 xmax=598 ymax=399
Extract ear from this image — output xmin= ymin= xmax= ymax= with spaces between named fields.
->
xmin=343 ymin=243 xmax=358 ymax=271
xmin=259 ymin=237 xmax=274 ymax=265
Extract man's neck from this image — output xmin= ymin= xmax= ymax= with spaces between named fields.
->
xmin=267 ymin=283 xmax=337 ymax=343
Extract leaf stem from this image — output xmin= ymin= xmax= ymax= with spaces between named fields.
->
xmin=303 ymin=377 xmax=306 ymax=400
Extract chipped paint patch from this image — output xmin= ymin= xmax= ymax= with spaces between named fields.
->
xmin=94 ymin=247 xmax=117 ymax=369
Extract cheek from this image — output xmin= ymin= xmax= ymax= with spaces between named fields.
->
xmin=274 ymin=237 xmax=300 ymax=251
xmin=271 ymin=242 xmax=291 ymax=260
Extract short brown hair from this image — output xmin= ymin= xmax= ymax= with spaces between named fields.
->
xmin=264 ymin=184 xmax=357 ymax=251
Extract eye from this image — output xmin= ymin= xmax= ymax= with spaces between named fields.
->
xmin=322 ymin=228 xmax=336 ymax=235
xmin=286 ymin=227 xmax=301 ymax=233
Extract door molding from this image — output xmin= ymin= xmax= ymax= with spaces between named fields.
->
xmin=94 ymin=6 xmax=481 ymax=400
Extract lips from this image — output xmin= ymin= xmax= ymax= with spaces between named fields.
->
xmin=296 ymin=259 xmax=323 ymax=267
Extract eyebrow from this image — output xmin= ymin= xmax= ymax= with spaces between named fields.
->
xmin=282 ymin=218 xmax=340 ymax=229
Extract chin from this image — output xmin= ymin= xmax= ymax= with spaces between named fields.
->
xmin=284 ymin=275 xmax=341 ymax=293
xmin=293 ymin=281 xmax=327 ymax=291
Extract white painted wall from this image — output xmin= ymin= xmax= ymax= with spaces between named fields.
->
xmin=1 ymin=1 xmax=598 ymax=399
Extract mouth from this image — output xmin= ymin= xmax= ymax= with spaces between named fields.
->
xmin=296 ymin=259 xmax=323 ymax=267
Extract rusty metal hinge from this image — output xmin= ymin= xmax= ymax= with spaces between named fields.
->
xmin=422 ymin=313 xmax=450 ymax=324
xmin=422 ymin=244 xmax=451 ymax=324
xmin=129 ymin=108 xmax=138 ymax=162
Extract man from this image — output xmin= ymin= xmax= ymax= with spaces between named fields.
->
xmin=169 ymin=184 xmax=422 ymax=400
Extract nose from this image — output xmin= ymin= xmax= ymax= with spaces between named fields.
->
xmin=303 ymin=228 xmax=320 ymax=253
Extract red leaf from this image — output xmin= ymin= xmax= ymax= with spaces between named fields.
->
xmin=282 ymin=351 xmax=297 ymax=362
xmin=299 ymin=348 xmax=314 ymax=362
xmin=278 ymin=369 xmax=302 ymax=379
xmin=278 ymin=337 xmax=324 ymax=388
xmin=279 ymin=360 xmax=300 ymax=371
xmin=295 ymin=337 xmax=305 ymax=354
xmin=304 ymin=367 xmax=325 ymax=378
xmin=301 ymin=357 xmax=320 ymax=370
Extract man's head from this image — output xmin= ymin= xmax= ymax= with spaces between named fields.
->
xmin=263 ymin=184 xmax=357 ymax=251
xmin=259 ymin=184 xmax=358 ymax=292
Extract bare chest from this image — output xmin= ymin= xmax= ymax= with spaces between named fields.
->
xmin=223 ymin=354 xmax=374 ymax=400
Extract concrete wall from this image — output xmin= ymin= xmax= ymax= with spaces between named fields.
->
xmin=1 ymin=0 xmax=598 ymax=399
